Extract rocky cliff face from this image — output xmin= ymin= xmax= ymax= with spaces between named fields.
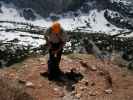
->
xmin=81 ymin=0 xmax=133 ymax=30
xmin=0 ymin=0 xmax=133 ymax=17
xmin=0 ymin=0 xmax=85 ymax=17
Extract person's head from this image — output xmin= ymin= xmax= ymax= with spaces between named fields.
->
xmin=50 ymin=15 xmax=60 ymax=22
xmin=49 ymin=15 xmax=62 ymax=33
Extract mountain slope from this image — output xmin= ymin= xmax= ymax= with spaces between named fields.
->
xmin=0 ymin=2 xmax=130 ymax=33
xmin=0 ymin=0 xmax=133 ymax=33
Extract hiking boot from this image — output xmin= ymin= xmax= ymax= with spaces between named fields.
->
xmin=40 ymin=72 xmax=49 ymax=77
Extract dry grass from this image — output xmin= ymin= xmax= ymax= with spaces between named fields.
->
xmin=0 ymin=76 xmax=34 ymax=100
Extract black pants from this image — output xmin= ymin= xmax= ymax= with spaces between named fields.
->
xmin=48 ymin=42 xmax=63 ymax=79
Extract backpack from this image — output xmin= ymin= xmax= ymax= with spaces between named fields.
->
xmin=51 ymin=22 xmax=61 ymax=34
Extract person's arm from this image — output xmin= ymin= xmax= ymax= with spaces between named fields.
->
xmin=44 ymin=28 xmax=50 ymax=42
xmin=61 ymin=29 xmax=68 ymax=46
xmin=44 ymin=28 xmax=52 ymax=49
xmin=57 ymin=29 xmax=67 ymax=51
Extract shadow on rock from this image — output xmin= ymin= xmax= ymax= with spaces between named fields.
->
xmin=41 ymin=69 xmax=83 ymax=92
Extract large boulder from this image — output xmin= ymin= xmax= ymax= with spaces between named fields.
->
xmin=20 ymin=8 xmax=36 ymax=20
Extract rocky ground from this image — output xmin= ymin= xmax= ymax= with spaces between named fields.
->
xmin=0 ymin=54 xmax=133 ymax=100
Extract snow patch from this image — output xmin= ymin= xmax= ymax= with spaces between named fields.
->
xmin=110 ymin=0 xmax=132 ymax=5
xmin=58 ymin=10 xmax=123 ymax=34
xmin=0 ymin=31 xmax=46 ymax=48
xmin=0 ymin=2 xmax=25 ymax=21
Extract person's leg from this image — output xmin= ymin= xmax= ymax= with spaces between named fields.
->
xmin=57 ymin=48 xmax=63 ymax=66
xmin=54 ymin=48 xmax=63 ymax=77
xmin=48 ymin=43 xmax=63 ymax=80
xmin=48 ymin=49 xmax=55 ymax=80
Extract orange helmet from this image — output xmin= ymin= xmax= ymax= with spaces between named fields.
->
xmin=51 ymin=22 xmax=61 ymax=34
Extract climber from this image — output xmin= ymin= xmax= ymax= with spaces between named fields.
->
xmin=44 ymin=20 xmax=67 ymax=80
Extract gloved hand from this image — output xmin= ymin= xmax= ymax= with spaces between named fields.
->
xmin=52 ymin=49 xmax=59 ymax=55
